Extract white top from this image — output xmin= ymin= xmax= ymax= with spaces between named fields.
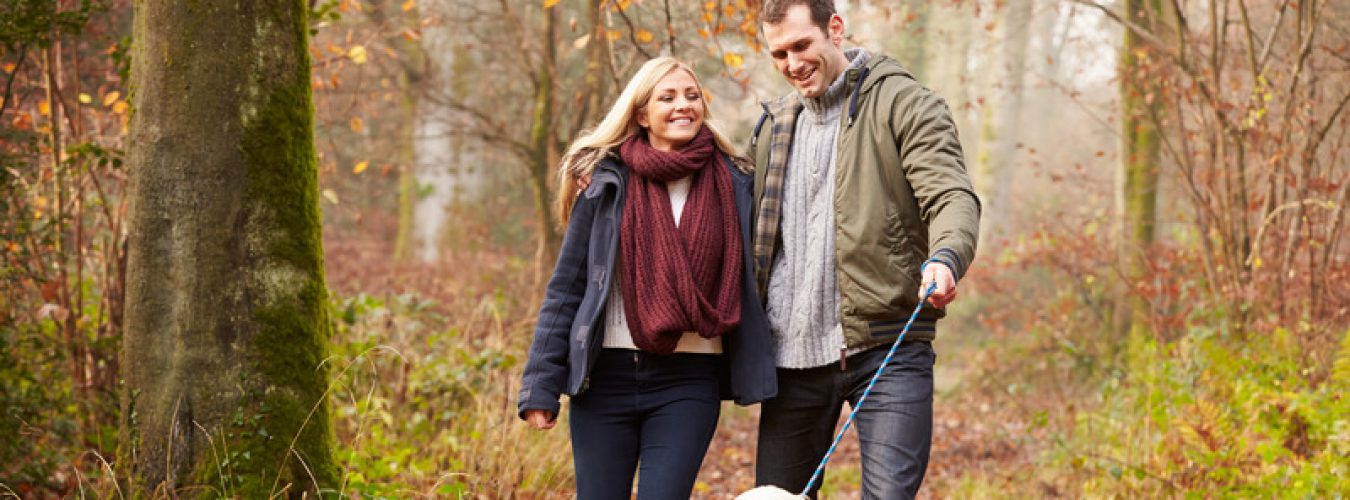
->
xmin=602 ymin=175 xmax=724 ymax=354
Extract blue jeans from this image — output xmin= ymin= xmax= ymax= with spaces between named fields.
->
xmin=569 ymin=349 xmax=722 ymax=500
xmin=755 ymin=342 xmax=935 ymax=499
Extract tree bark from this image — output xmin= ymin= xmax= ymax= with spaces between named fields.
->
xmin=1116 ymin=0 xmax=1172 ymax=337
xmin=975 ymin=0 xmax=1034 ymax=242
xmin=379 ymin=0 xmax=428 ymax=262
xmin=121 ymin=1 xmax=337 ymax=496
xmin=528 ymin=4 xmax=560 ymax=267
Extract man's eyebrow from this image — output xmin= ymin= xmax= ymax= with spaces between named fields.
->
xmin=770 ymin=34 xmax=813 ymax=52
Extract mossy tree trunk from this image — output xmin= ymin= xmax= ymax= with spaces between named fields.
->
xmin=528 ymin=4 xmax=560 ymax=268
xmin=374 ymin=0 xmax=428 ymax=263
xmin=121 ymin=1 xmax=337 ymax=496
xmin=1116 ymin=0 xmax=1173 ymax=337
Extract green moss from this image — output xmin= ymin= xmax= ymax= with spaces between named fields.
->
xmin=189 ymin=1 xmax=339 ymax=497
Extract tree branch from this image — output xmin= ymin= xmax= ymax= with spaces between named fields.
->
xmin=664 ymin=0 xmax=677 ymax=57
xmin=0 ymin=43 xmax=28 ymax=118
xmin=614 ymin=4 xmax=655 ymax=59
xmin=1256 ymin=0 xmax=1291 ymax=73
xmin=422 ymin=89 xmax=532 ymax=158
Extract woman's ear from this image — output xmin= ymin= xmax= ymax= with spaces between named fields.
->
xmin=635 ymin=107 xmax=650 ymax=129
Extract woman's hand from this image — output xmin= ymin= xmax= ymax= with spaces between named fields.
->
xmin=524 ymin=409 xmax=556 ymax=430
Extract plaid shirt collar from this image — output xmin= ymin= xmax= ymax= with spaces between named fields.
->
xmin=751 ymin=94 xmax=803 ymax=300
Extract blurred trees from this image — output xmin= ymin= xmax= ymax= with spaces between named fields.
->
xmin=1 ymin=0 xmax=128 ymax=491
xmin=1080 ymin=0 xmax=1349 ymax=340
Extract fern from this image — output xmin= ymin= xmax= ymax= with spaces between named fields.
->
xmin=1333 ymin=328 xmax=1350 ymax=388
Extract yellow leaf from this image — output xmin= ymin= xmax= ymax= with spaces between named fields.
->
xmin=1253 ymin=257 xmax=1263 ymax=270
xmin=112 ymin=101 xmax=129 ymax=115
xmin=402 ymin=0 xmax=416 ymax=11
xmin=543 ymin=0 xmax=560 ymax=7
xmin=78 ymin=93 xmax=92 ymax=104
xmin=39 ymin=100 xmax=50 ymax=116
xmin=348 ymin=45 xmax=368 ymax=64
xmin=636 ymin=30 xmax=654 ymax=43
xmin=615 ymin=0 xmax=630 ymax=10
xmin=350 ymin=117 xmax=364 ymax=133
xmin=353 ymin=161 xmax=369 ymax=174
xmin=2 ymin=63 xmax=15 ymax=73
xmin=607 ymin=30 xmax=622 ymax=41
xmin=322 ymin=189 xmax=339 ymax=205
xmin=723 ymin=52 xmax=743 ymax=69
xmin=693 ymin=480 xmax=710 ymax=493
xmin=103 ymin=91 xmax=121 ymax=107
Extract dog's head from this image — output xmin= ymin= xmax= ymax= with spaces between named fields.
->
xmin=734 ymin=485 xmax=804 ymax=500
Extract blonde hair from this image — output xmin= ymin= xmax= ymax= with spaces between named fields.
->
xmin=555 ymin=57 xmax=745 ymax=225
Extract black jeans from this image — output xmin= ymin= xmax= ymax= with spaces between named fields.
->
xmin=755 ymin=342 xmax=935 ymax=499
xmin=569 ymin=349 xmax=722 ymax=500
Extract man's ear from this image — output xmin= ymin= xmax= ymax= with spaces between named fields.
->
xmin=828 ymin=13 xmax=844 ymax=46
xmin=635 ymin=107 xmax=650 ymax=128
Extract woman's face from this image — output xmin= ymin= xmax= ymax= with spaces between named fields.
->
xmin=637 ymin=69 xmax=705 ymax=151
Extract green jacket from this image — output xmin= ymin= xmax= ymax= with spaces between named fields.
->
xmin=750 ymin=54 xmax=980 ymax=348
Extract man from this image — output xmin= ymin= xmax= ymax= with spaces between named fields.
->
xmin=747 ymin=1 xmax=980 ymax=498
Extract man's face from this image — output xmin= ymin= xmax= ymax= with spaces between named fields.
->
xmin=762 ymin=4 xmax=847 ymax=99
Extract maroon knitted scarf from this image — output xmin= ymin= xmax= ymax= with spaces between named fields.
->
xmin=617 ymin=126 xmax=742 ymax=354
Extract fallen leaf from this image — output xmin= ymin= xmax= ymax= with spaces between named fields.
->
xmin=636 ymin=30 xmax=654 ymax=43
xmin=78 ymin=93 xmax=92 ymax=104
xmin=103 ymin=91 xmax=121 ymax=107
xmin=350 ymin=117 xmax=364 ymax=133
xmin=37 ymin=303 xmax=69 ymax=322
xmin=348 ymin=45 xmax=368 ymax=64
xmin=544 ymin=0 xmax=560 ymax=7
xmin=353 ymin=161 xmax=369 ymax=174
xmin=322 ymin=189 xmax=339 ymax=205
xmin=723 ymin=52 xmax=743 ymax=69
xmin=574 ymin=34 xmax=591 ymax=49
xmin=402 ymin=0 xmax=416 ymax=11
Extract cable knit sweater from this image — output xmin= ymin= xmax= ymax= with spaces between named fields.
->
xmin=765 ymin=48 xmax=870 ymax=369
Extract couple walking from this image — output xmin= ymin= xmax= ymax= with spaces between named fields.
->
xmin=517 ymin=1 xmax=980 ymax=498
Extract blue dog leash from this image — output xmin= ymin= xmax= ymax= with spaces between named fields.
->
xmin=798 ymin=280 xmax=938 ymax=497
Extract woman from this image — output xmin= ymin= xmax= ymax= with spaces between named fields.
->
xmin=517 ymin=57 xmax=776 ymax=499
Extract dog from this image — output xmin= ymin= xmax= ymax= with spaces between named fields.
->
xmin=734 ymin=485 xmax=805 ymax=499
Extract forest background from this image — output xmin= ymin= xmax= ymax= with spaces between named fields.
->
xmin=2 ymin=0 xmax=1348 ymax=497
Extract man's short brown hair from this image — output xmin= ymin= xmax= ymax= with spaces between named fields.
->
xmin=760 ymin=0 xmax=836 ymax=33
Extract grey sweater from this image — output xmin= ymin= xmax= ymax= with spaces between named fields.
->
xmin=765 ymin=48 xmax=869 ymax=369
